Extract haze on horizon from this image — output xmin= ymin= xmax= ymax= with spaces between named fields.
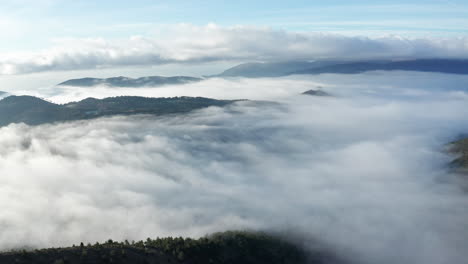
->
xmin=1 ymin=0 xmax=468 ymax=91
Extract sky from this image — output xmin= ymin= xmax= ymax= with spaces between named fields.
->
xmin=1 ymin=0 xmax=468 ymax=87
xmin=2 ymin=0 xmax=468 ymax=51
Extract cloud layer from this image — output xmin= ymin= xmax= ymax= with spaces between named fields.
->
xmin=2 ymin=24 xmax=468 ymax=75
xmin=0 ymin=72 xmax=468 ymax=264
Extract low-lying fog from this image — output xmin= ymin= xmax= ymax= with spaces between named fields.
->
xmin=1 ymin=71 xmax=468 ymax=264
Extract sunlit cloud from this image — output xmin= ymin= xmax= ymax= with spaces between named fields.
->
xmin=2 ymin=24 xmax=468 ymax=75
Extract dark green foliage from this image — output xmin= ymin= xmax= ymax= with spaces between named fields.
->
xmin=0 ymin=95 xmax=238 ymax=127
xmin=449 ymin=137 xmax=468 ymax=173
xmin=0 ymin=231 xmax=330 ymax=264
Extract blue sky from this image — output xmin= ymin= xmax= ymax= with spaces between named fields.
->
xmin=1 ymin=0 xmax=468 ymax=80
xmin=2 ymin=0 xmax=468 ymax=52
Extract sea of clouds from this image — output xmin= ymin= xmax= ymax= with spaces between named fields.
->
xmin=0 ymin=72 xmax=468 ymax=264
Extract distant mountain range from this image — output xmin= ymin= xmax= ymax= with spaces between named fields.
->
xmin=210 ymin=61 xmax=343 ymax=78
xmin=212 ymin=59 xmax=468 ymax=78
xmin=293 ymin=59 xmax=468 ymax=75
xmin=58 ymin=76 xmax=203 ymax=87
xmin=55 ymin=59 xmax=468 ymax=87
xmin=210 ymin=61 xmax=341 ymax=78
xmin=0 ymin=95 xmax=236 ymax=126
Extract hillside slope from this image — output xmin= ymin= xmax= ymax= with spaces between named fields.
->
xmin=0 ymin=95 xmax=237 ymax=127
xmin=293 ymin=59 xmax=468 ymax=75
xmin=211 ymin=61 xmax=342 ymax=78
xmin=0 ymin=231 xmax=336 ymax=264
xmin=213 ymin=59 xmax=468 ymax=78
xmin=449 ymin=137 xmax=468 ymax=173
xmin=58 ymin=76 xmax=202 ymax=87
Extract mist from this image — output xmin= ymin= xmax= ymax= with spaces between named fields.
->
xmin=44 ymin=71 xmax=468 ymax=106
xmin=0 ymin=72 xmax=468 ymax=264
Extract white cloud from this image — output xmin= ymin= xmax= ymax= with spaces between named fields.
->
xmin=0 ymin=73 xmax=467 ymax=264
xmin=35 ymin=71 xmax=468 ymax=104
xmin=2 ymin=24 xmax=468 ymax=75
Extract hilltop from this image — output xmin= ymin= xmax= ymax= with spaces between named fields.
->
xmin=0 ymin=95 xmax=237 ymax=126
xmin=213 ymin=59 xmax=468 ymax=78
xmin=58 ymin=76 xmax=202 ymax=87
xmin=211 ymin=61 xmax=341 ymax=78
xmin=302 ymin=89 xmax=330 ymax=96
xmin=0 ymin=231 xmax=337 ymax=264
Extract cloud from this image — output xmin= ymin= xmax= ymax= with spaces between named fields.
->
xmin=2 ymin=24 xmax=468 ymax=75
xmin=38 ymin=71 xmax=468 ymax=104
xmin=0 ymin=72 xmax=468 ymax=264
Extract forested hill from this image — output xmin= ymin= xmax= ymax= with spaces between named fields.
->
xmin=213 ymin=59 xmax=468 ymax=78
xmin=58 ymin=76 xmax=202 ymax=87
xmin=449 ymin=137 xmax=468 ymax=173
xmin=0 ymin=231 xmax=337 ymax=264
xmin=0 ymin=95 xmax=237 ymax=127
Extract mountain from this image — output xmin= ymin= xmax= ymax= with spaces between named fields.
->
xmin=302 ymin=89 xmax=330 ymax=96
xmin=0 ymin=95 xmax=237 ymax=127
xmin=211 ymin=61 xmax=342 ymax=78
xmin=0 ymin=96 xmax=63 ymax=126
xmin=213 ymin=59 xmax=468 ymax=78
xmin=58 ymin=76 xmax=203 ymax=87
xmin=0 ymin=231 xmax=337 ymax=264
xmin=292 ymin=59 xmax=468 ymax=75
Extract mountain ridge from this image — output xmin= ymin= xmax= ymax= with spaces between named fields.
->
xmin=213 ymin=59 xmax=468 ymax=78
xmin=0 ymin=95 xmax=237 ymax=127
xmin=58 ymin=76 xmax=203 ymax=87
xmin=449 ymin=137 xmax=468 ymax=174
xmin=211 ymin=60 xmax=343 ymax=78
xmin=292 ymin=59 xmax=468 ymax=75
xmin=0 ymin=231 xmax=338 ymax=264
